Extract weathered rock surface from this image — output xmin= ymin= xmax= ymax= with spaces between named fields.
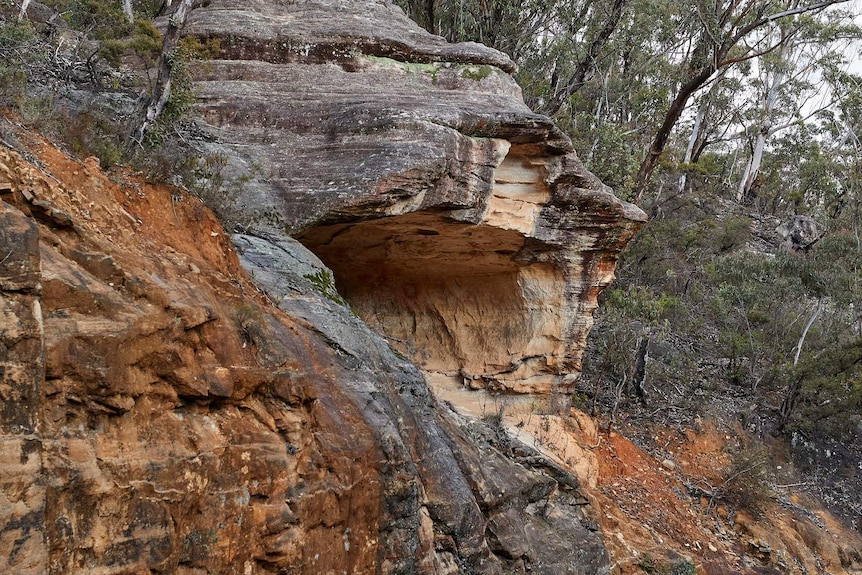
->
xmin=0 ymin=125 xmax=608 ymax=573
xmin=183 ymin=0 xmax=646 ymax=394
xmin=5 ymin=2 xmax=862 ymax=574
xmin=2 ymin=1 xmax=638 ymax=572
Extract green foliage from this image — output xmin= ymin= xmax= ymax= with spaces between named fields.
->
xmin=605 ymin=285 xmax=677 ymax=323
xmin=99 ymin=18 xmax=161 ymax=68
xmin=132 ymin=0 xmax=169 ymax=18
xmin=780 ymin=338 xmax=862 ymax=439
xmin=720 ymin=445 xmax=774 ymax=516
xmin=566 ymin=113 xmax=639 ymax=194
xmin=41 ymin=0 xmax=132 ymax=40
xmin=571 ymin=390 xmax=590 ymax=410
xmin=143 ymin=36 xmax=219 ymax=147
xmin=0 ymin=21 xmax=43 ymax=109
xmin=182 ymin=152 xmax=257 ymax=231
xmin=460 ymin=65 xmax=493 ymax=82
xmin=637 ymin=554 xmax=696 ymax=575
xmin=304 ymin=269 xmax=347 ymax=306
xmin=43 ymin=105 xmax=124 ymax=168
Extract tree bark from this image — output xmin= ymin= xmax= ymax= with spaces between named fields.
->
xmin=425 ymin=0 xmax=436 ymax=34
xmin=17 ymin=0 xmax=31 ymax=21
xmin=135 ymin=0 xmax=194 ymax=144
xmin=632 ymin=335 xmax=650 ymax=405
xmin=633 ymin=65 xmax=716 ymax=202
xmin=793 ymin=300 xmax=823 ymax=366
xmin=677 ymin=100 xmax=706 ymax=196
xmin=122 ymin=0 xmax=134 ymax=23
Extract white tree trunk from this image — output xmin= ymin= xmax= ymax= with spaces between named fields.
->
xmin=794 ymin=300 xmax=823 ymax=366
xmin=734 ymin=36 xmax=815 ymax=202
xmin=677 ymin=103 xmax=704 ymax=195
xmin=17 ymin=0 xmax=31 ymax=21
xmin=122 ymin=0 xmax=134 ymax=22
xmin=136 ymin=0 xmax=194 ymax=143
xmin=737 ymin=129 xmax=767 ymax=201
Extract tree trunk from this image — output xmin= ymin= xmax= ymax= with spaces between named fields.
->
xmin=17 ymin=0 xmax=31 ymax=21
xmin=122 ymin=0 xmax=134 ymax=23
xmin=135 ymin=0 xmax=194 ymax=144
xmin=546 ymin=0 xmax=628 ymax=116
xmin=794 ymin=300 xmax=823 ymax=366
xmin=632 ymin=336 xmax=650 ymax=405
xmin=631 ymin=1 xmax=849 ymax=204
xmin=425 ymin=0 xmax=435 ymax=34
xmin=737 ymin=129 xmax=767 ymax=203
xmin=736 ymin=40 xmax=789 ymax=202
xmin=677 ymin=101 xmax=705 ymax=196
xmin=633 ymin=65 xmax=716 ymax=202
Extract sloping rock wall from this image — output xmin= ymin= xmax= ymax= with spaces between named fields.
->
xmin=0 ymin=125 xmax=608 ymax=573
xmin=182 ymin=0 xmax=646 ymax=394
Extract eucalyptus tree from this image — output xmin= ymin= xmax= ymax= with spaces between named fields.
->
xmin=395 ymin=0 xmax=633 ymax=115
xmin=632 ymin=0 xmax=852 ymax=203
xmin=734 ymin=6 xmax=860 ymax=203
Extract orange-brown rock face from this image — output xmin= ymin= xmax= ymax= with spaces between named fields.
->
xmin=0 ymin=128 xmax=610 ymax=574
xmin=182 ymin=0 xmax=646 ymax=395
xmin=2 ymin=2 xmax=641 ymax=573
xmin=0 ymin=136 xmax=387 ymax=574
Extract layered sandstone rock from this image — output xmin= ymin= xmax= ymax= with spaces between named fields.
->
xmin=2 ymin=1 xmax=643 ymax=573
xmin=182 ymin=0 xmax=646 ymax=394
xmin=0 ymin=124 xmax=608 ymax=573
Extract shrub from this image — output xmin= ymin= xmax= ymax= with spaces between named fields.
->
xmin=0 ymin=21 xmax=44 ymax=108
xmin=720 ymin=445 xmax=773 ymax=516
xmin=637 ymin=554 xmax=696 ymax=575
xmin=41 ymin=0 xmax=132 ymax=40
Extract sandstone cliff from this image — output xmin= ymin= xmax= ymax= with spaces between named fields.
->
xmin=181 ymin=0 xmax=646 ymax=396
xmin=1 ymin=124 xmax=613 ymax=574
xmin=5 ymin=1 xmax=860 ymax=574
xmin=0 ymin=2 xmax=645 ymax=573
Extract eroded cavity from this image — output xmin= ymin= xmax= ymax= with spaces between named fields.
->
xmin=296 ymin=210 xmax=569 ymax=393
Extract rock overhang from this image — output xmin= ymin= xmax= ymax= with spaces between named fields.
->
xmin=183 ymin=0 xmax=646 ymax=394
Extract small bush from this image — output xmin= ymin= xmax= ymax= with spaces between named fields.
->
xmin=41 ymin=0 xmax=132 ymax=41
xmin=720 ymin=445 xmax=773 ymax=516
xmin=604 ymin=285 xmax=678 ymax=323
xmin=0 ymin=21 xmax=44 ymax=108
xmin=304 ymin=269 xmax=346 ymax=305
xmin=637 ymin=554 xmax=696 ymax=575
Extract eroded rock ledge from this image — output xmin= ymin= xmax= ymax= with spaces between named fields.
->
xmin=1 ymin=134 xmax=608 ymax=574
xmin=184 ymin=0 xmax=646 ymax=395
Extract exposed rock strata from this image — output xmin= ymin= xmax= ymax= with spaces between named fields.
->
xmin=0 ymin=128 xmax=608 ymax=573
xmin=2 ymin=1 xmax=641 ymax=572
xmin=182 ymin=0 xmax=646 ymax=394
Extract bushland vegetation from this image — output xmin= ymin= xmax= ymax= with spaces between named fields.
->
xmin=0 ymin=0 xmax=244 ymax=224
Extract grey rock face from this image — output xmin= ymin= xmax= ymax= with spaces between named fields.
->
xmin=776 ymin=215 xmax=824 ymax=252
xmin=234 ymin=233 xmax=610 ymax=574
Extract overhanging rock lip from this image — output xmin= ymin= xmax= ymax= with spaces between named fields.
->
xmin=184 ymin=3 xmax=516 ymax=73
xmin=550 ymin=186 xmax=648 ymax=223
